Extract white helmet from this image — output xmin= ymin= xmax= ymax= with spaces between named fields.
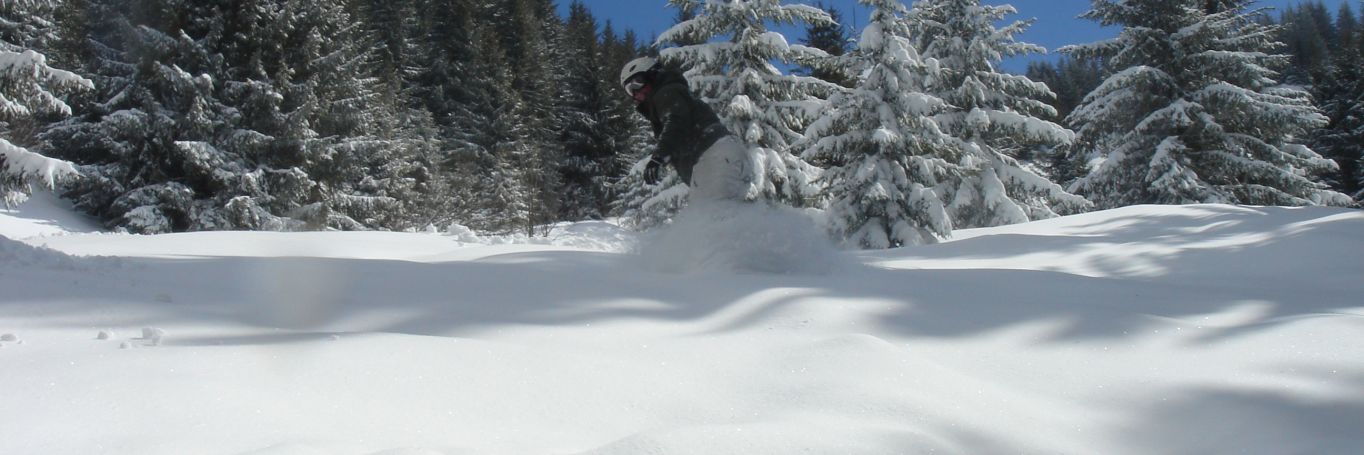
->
xmin=620 ymin=57 xmax=659 ymax=90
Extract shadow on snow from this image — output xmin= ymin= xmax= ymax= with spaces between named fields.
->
xmin=4 ymin=205 xmax=1361 ymax=347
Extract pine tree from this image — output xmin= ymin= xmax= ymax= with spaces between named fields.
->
xmin=797 ymin=2 xmax=855 ymax=88
xmin=460 ymin=18 xmax=535 ymax=234
xmin=1025 ymin=56 xmax=1105 ymax=123
xmin=499 ymin=0 xmax=563 ymax=233
xmin=404 ymin=0 xmax=557 ymax=234
xmin=657 ymin=0 xmax=834 ymax=206
xmin=47 ymin=0 xmax=251 ymax=233
xmin=297 ymin=0 xmax=431 ymax=230
xmin=555 ymin=9 xmax=652 ymax=223
xmin=45 ymin=0 xmax=408 ymax=232
xmin=1312 ymin=2 xmax=1364 ymax=198
xmin=1278 ymin=2 xmax=1334 ymax=86
xmin=1 ymin=0 xmax=92 ymax=206
xmin=1355 ymin=1 xmax=1364 ymax=201
xmin=229 ymin=0 xmax=398 ymax=231
xmin=407 ymin=0 xmax=487 ymax=226
xmin=557 ymin=3 xmax=616 ymax=221
xmin=351 ymin=0 xmax=452 ymax=229
xmin=909 ymin=0 xmax=1089 ymax=228
xmin=359 ymin=101 xmax=446 ymax=230
xmin=1063 ymin=0 xmax=1350 ymax=208
xmin=354 ymin=0 xmax=421 ymax=90
xmin=801 ymin=0 xmax=963 ymax=248
xmin=408 ymin=0 xmax=477 ymax=142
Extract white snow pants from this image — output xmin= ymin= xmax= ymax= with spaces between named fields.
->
xmin=689 ymin=136 xmax=757 ymax=203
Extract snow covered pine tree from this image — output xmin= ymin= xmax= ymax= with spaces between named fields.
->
xmin=46 ymin=0 xmax=403 ymax=232
xmin=801 ymin=0 xmax=962 ymax=248
xmin=909 ymin=0 xmax=1090 ymax=228
xmin=0 ymin=0 xmax=92 ymax=206
xmin=1063 ymin=0 xmax=1351 ymax=208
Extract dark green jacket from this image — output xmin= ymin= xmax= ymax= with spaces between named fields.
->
xmin=636 ymin=69 xmax=728 ymax=184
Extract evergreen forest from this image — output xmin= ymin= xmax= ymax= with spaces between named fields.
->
xmin=2 ymin=0 xmax=1359 ymax=247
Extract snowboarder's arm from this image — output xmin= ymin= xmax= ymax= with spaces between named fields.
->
xmin=652 ymin=85 xmax=693 ymax=164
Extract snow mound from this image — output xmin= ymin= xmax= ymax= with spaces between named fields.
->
xmin=0 ymin=234 xmax=82 ymax=269
xmin=635 ymin=201 xmax=846 ymax=275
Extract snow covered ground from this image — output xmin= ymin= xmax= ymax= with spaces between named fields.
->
xmin=3 ymin=192 xmax=1362 ymax=455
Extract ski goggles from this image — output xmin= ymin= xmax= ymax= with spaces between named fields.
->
xmin=624 ymin=74 xmax=648 ymax=97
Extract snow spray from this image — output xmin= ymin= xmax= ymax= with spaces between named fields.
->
xmin=635 ymin=201 xmax=847 ymax=275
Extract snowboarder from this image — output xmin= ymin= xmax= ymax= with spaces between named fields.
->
xmin=620 ymin=57 xmax=756 ymax=202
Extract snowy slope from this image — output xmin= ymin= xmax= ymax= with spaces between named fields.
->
xmin=2 ymin=194 xmax=1362 ymax=455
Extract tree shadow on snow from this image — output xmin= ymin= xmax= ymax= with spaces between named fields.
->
xmin=6 ymin=205 xmax=1363 ymax=455
xmin=3 ymin=205 xmax=1361 ymax=348
xmin=838 ymin=205 xmax=1363 ymax=343
xmin=1107 ymin=367 xmax=1364 ymax=455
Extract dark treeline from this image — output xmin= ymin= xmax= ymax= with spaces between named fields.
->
xmin=1024 ymin=56 xmax=1105 ymax=124
xmin=1278 ymin=0 xmax=1364 ymax=197
xmin=19 ymin=0 xmax=649 ymax=234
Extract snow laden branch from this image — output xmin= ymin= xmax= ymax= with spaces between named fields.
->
xmin=0 ymin=50 xmax=93 ymax=118
xmin=1 ymin=46 xmax=93 ymax=206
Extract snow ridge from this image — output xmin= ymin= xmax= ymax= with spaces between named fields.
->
xmin=0 ymin=234 xmax=80 ymax=269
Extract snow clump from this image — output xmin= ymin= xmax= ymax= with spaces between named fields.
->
xmin=140 ymin=328 xmax=166 ymax=346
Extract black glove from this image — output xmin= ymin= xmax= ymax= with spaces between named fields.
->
xmin=643 ymin=155 xmax=668 ymax=185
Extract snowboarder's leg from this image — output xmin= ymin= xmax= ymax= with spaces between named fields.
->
xmin=689 ymin=136 xmax=755 ymax=203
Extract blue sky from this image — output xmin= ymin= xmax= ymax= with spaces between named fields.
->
xmin=565 ymin=0 xmax=1357 ymax=72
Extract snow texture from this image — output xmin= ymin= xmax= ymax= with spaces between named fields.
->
xmin=2 ymin=193 xmax=1363 ymax=455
